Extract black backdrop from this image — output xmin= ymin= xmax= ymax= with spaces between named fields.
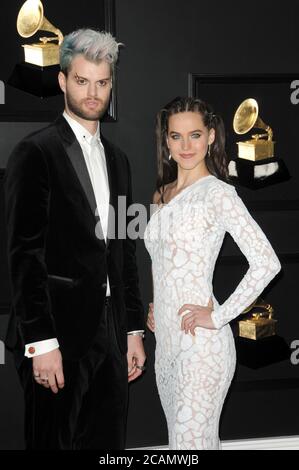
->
xmin=0 ymin=0 xmax=299 ymax=450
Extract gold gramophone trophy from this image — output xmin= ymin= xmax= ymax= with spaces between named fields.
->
xmin=228 ymin=97 xmax=289 ymax=188
xmin=238 ymin=298 xmax=277 ymax=340
xmin=17 ymin=0 xmax=63 ymax=67
xmin=8 ymin=0 xmax=63 ymax=96
xmin=233 ymin=98 xmax=274 ymax=161
xmin=236 ymin=298 xmax=289 ymax=368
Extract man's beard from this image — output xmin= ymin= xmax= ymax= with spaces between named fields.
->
xmin=65 ymin=92 xmax=110 ymax=121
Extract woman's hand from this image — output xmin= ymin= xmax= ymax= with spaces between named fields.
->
xmin=178 ymin=297 xmax=215 ymax=335
xmin=146 ymin=302 xmax=155 ymax=332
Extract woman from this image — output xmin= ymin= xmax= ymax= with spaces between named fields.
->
xmin=143 ymin=97 xmax=281 ymax=450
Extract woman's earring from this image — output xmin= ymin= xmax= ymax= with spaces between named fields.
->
xmin=208 ymin=144 xmax=211 ymax=157
xmin=169 ymin=153 xmax=172 ymax=160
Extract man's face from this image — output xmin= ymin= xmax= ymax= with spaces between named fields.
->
xmin=58 ymin=54 xmax=112 ymax=121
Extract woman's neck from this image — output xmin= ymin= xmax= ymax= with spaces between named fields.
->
xmin=175 ymin=167 xmax=211 ymax=191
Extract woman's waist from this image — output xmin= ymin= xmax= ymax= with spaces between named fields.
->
xmin=153 ymin=283 xmax=217 ymax=305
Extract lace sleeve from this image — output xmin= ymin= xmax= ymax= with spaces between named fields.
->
xmin=206 ymin=183 xmax=281 ymax=330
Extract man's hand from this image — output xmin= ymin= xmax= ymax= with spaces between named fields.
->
xmin=127 ymin=335 xmax=146 ymax=383
xmin=146 ymin=302 xmax=155 ymax=332
xmin=32 ymin=348 xmax=65 ymax=394
xmin=178 ymin=296 xmax=215 ymax=335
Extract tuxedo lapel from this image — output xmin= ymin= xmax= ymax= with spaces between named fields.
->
xmin=102 ymin=136 xmax=117 ymax=249
xmin=55 ymin=115 xmax=106 ymax=244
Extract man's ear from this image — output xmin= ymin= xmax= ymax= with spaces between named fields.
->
xmin=58 ymin=71 xmax=66 ymax=93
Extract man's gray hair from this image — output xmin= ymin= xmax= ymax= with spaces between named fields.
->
xmin=60 ymin=28 xmax=122 ymax=75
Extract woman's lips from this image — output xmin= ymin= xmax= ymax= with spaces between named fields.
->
xmin=179 ymin=153 xmax=195 ymax=159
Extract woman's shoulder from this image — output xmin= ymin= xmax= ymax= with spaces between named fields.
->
xmin=203 ymin=177 xmax=240 ymax=218
xmin=206 ymin=175 xmax=236 ymax=196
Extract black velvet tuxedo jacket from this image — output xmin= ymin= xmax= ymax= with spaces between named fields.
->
xmin=4 ymin=115 xmax=144 ymax=360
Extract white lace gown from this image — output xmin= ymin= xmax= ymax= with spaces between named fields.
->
xmin=144 ymin=174 xmax=281 ymax=450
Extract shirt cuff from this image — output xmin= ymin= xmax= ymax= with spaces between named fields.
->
xmin=127 ymin=330 xmax=145 ymax=334
xmin=24 ymin=338 xmax=60 ymax=358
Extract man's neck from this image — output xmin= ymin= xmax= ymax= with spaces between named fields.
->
xmin=64 ymin=109 xmax=98 ymax=136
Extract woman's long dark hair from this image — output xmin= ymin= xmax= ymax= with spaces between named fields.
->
xmin=156 ymin=97 xmax=231 ymax=201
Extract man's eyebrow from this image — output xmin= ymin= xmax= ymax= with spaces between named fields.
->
xmin=74 ymin=73 xmax=86 ymax=80
xmin=74 ymin=73 xmax=111 ymax=81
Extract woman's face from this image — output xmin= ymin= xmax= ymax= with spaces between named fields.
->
xmin=166 ymin=111 xmax=215 ymax=172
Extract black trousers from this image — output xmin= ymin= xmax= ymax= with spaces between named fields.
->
xmin=16 ymin=299 xmax=128 ymax=449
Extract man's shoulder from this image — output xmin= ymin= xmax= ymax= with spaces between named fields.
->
xmin=8 ymin=119 xmax=60 ymax=159
xmin=20 ymin=120 xmax=58 ymax=147
xmin=6 ymin=119 xmax=61 ymax=171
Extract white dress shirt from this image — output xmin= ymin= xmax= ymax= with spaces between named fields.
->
xmin=25 ymin=112 xmax=143 ymax=357
xmin=64 ymin=111 xmax=111 ymax=294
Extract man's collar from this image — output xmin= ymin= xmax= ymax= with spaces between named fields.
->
xmin=63 ymin=111 xmax=101 ymax=145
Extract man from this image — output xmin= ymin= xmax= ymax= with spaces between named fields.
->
xmin=4 ymin=28 xmax=146 ymax=449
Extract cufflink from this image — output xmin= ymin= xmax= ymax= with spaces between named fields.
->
xmin=28 ymin=346 xmax=35 ymax=355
